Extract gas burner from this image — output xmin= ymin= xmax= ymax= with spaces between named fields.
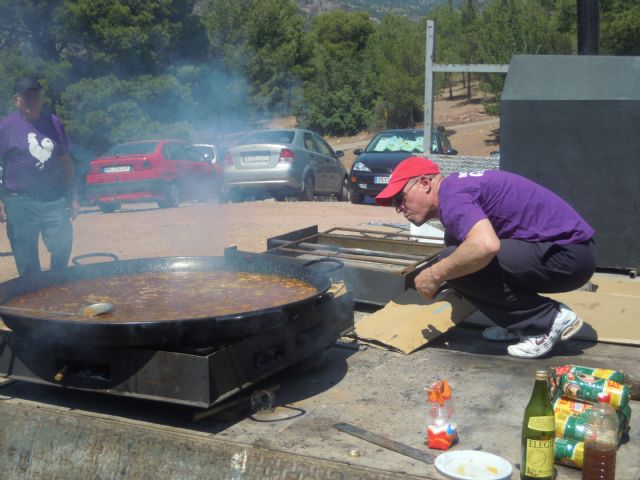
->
xmin=0 ymin=284 xmax=352 ymax=408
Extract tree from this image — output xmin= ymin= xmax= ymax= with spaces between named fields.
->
xmin=55 ymin=0 xmax=208 ymax=77
xmin=297 ymin=11 xmax=374 ymax=135
xmin=0 ymin=0 xmax=64 ymax=59
xmin=363 ymin=15 xmax=425 ymax=129
xmin=600 ymin=0 xmax=640 ymax=54
xmin=200 ymin=0 xmax=305 ymax=118
xmin=57 ymin=75 xmax=183 ymax=152
xmin=429 ymin=5 xmax=464 ymax=98
xmin=199 ymin=0 xmax=253 ymax=69
xmin=475 ymin=0 xmax=573 ymax=97
xmin=244 ymin=0 xmax=306 ymax=117
xmin=459 ymin=0 xmax=482 ymax=101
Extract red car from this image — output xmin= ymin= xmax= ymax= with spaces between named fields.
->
xmin=85 ymin=140 xmax=220 ymax=212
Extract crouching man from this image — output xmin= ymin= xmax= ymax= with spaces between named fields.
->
xmin=376 ymin=156 xmax=596 ymax=359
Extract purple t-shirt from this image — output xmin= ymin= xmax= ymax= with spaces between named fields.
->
xmin=0 ymin=110 xmax=69 ymax=195
xmin=438 ymin=170 xmax=594 ymax=245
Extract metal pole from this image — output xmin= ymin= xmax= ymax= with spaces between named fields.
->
xmin=424 ymin=20 xmax=435 ymax=154
xmin=577 ymin=0 xmax=599 ymax=54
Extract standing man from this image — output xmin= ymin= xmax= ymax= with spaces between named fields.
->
xmin=376 ymin=156 xmax=596 ymax=359
xmin=0 ymin=77 xmax=79 ymax=277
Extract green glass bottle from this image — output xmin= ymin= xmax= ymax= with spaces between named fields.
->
xmin=521 ymin=369 xmax=555 ymax=480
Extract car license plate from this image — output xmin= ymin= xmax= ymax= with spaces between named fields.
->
xmin=242 ymin=153 xmax=269 ymax=163
xmin=374 ymin=176 xmax=390 ymax=184
xmin=103 ymin=166 xmax=131 ymax=173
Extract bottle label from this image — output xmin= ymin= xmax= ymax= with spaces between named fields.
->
xmin=528 ymin=415 xmax=554 ymax=431
xmin=525 ymin=438 xmax=554 ymax=477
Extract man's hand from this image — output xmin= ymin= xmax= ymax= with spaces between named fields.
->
xmin=69 ymin=196 xmax=80 ymax=220
xmin=0 ymin=200 xmax=6 ymax=223
xmin=415 ymin=220 xmax=500 ymax=299
xmin=414 ymin=267 xmax=442 ymax=299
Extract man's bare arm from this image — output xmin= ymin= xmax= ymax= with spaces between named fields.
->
xmin=414 ymin=219 xmax=500 ymax=298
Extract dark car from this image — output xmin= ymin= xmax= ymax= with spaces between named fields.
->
xmin=85 ymin=139 xmax=219 ymax=212
xmin=221 ymin=128 xmax=349 ymax=202
xmin=349 ymin=128 xmax=457 ymax=204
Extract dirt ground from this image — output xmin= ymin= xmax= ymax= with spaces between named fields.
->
xmin=0 ymin=201 xmax=405 ymax=281
xmin=0 ymin=92 xmax=496 ymax=281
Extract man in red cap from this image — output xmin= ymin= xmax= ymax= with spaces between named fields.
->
xmin=376 ymin=156 xmax=596 ymax=359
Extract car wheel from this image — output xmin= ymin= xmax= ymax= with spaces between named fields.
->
xmin=158 ymin=182 xmax=180 ymax=208
xmin=350 ymin=191 xmax=363 ymax=204
xmin=299 ymin=175 xmax=314 ymax=201
xmin=337 ymin=177 xmax=350 ymax=202
xmin=98 ymin=201 xmax=120 ymax=213
xmin=274 ymin=194 xmax=287 ymax=202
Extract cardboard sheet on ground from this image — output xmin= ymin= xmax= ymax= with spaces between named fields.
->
xmin=549 ymin=290 xmax=640 ymax=345
xmin=354 ymin=289 xmax=477 ymax=354
xmin=354 ymin=275 xmax=640 ymax=352
xmin=460 ymin=275 xmax=640 ymax=346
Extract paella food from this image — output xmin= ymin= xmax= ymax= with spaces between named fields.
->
xmin=3 ymin=271 xmax=318 ymax=322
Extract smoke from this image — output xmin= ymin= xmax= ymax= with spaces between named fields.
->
xmin=0 ymin=1 xmax=299 ymax=153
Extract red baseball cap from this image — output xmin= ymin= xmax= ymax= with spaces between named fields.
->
xmin=375 ymin=156 xmax=440 ymax=206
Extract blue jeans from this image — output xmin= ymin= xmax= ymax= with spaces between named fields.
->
xmin=3 ymin=195 xmax=73 ymax=277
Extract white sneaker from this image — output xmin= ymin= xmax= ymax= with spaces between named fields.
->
xmin=482 ymin=326 xmax=521 ymax=341
xmin=507 ymin=304 xmax=584 ymax=359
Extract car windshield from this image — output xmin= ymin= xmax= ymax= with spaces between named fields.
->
xmin=103 ymin=141 xmax=159 ymax=156
xmin=239 ymin=130 xmax=294 ymax=145
xmin=194 ymin=145 xmax=214 ymax=158
xmin=365 ymin=132 xmax=425 ymax=153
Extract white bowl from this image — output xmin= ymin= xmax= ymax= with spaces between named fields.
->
xmin=434 ymin=450 xmax=513 ymax=480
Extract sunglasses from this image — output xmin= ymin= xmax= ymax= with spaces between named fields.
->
xmin=391 ymin=178 xmax=420 ymax=209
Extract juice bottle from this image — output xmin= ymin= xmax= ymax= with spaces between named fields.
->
xmin=582 ymin=392 xmax=618 ymax=480
xmin=521 ymin=369 xmax=555 ymax=480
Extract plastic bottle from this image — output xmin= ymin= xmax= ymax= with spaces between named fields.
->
xmin=521 ymin=369 xmax=555 ymax=480
xmin=425 ymin=379 xmax=457 ymax=450
xmin=582 ymin=392 xmax=618 ymax=480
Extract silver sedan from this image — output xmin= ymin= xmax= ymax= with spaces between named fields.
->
xmin=220 ymin=129 xmax=349 ymax=202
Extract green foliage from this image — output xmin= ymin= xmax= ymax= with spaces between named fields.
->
xmin=364 ymin=15 xmax=425 ymax=129
xmin=56 ymin=0 xmax=208 ymax=76
xmin=296 ymin=11 xmax=375 ymax=134
xmin=471 ymin=0 xmax=573 ymax=99
xmin=1 ymin=0 xmax=640 ymax=143
xmin=429 ymin=6 xmax=463 ymax=97
xmin=477 ymin=0 xmax=572 ymax=61
xmin=0 ymin=49 xmax=72 ymax=115
xmin=200 ymin=0 xmax=305 ymax=118
xmin=0 ymin=0 xmax=64 ymax=59
xmin=245 ymin=0 xmax=306 ymax=117
xmin=57 ymin=76 xmax=169 ymax=153
xmin=300 ymin=84 xmax=371 ymax=135
xmin=56 ymin=66 xmax=252 ymax=151
xmin=600 ymin=0 xmax=640 ymax=54
xmin=302 ymin=0 xmax=458 ymax=20
xmin=199 ymin=0 xmax=253 ymax=68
